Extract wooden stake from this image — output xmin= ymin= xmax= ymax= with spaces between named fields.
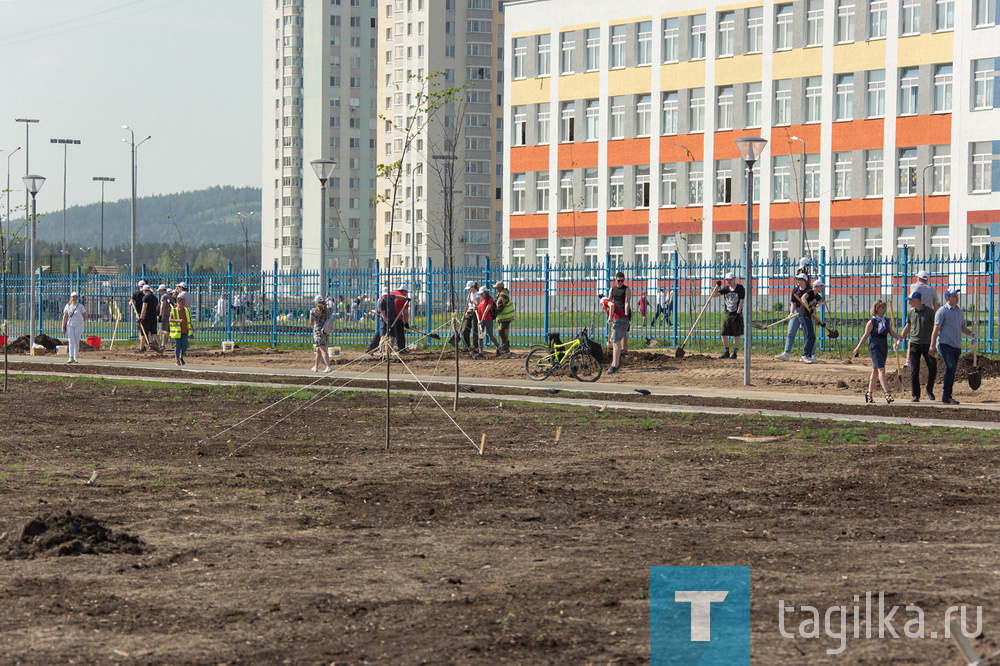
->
xmin=555 ymin=426 xmax=563 ymax=442
xmin=479 ymin=433 xmax=486 ymax=455
xmin=599 ymin=404 xmax=607 ymax=413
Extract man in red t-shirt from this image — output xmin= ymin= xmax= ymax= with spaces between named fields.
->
xmin=475 ymin=286 xmax=498 ymax=356
xmin=601 ymin=296 xmax=628 ymax=374
xmin=389 ymin=285 xmax=410 ymax=351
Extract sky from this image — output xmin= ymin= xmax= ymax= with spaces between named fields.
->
xmin=0 ymin=0 xmax=261 ymax=216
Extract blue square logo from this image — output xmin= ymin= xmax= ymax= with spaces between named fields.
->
xmin=650 ymin=566 xmax=752 ymax=665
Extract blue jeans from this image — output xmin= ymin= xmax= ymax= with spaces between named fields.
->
xmin=782 ymin=315 xmax=815 ymax=357
xmin=938 ymin=343 xmax=960 ymax=400
xmin=173 ymin=334 xmax=189 ymax=362
xmin=651 ymin=303 xmax=672 ymax=325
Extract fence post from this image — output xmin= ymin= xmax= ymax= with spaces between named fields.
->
xmin=543 ymin=254 xmax=550 ymax=340
xmin=37 ymin=266 xmax=44 ymax=338
xmin=484 ymin=256 xmax=491 ymax=290
xmin=819 ymin=246 xmax=827 ymax=350
xmin=671 ymin=251 xmax=680 ymax=346
xmin=425 ymin=258 xmax=432 ymax=342
xmin=271 ymin=260 xmax=279 ymax=349
xmin=226 ymin=262 xmax=233 ymax=342
xmin=76 ymin=265 xmax=82 ymax=297
xmin=989 ymin=243 xmax=996 ymax=355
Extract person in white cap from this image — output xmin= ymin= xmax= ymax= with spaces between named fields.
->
xmin=458 ymin=280 xmax=481 ymax=352
xmin=712 ymin=271 xmax=744 ymax=359
xmin=61 ymin=292 xmax=86 ymax=364
xmin=774 ymin=273 xmax=817 ymax=363
xmin=475 ymin=285 xmax=498 ymax=356
xmin=390 ymin=284 xmax=411 ymax=351
xmin=908 ymin=270 xmax=939 ymax=311
xmin=308 ymin=295 xmax=332 ymax=372
xmin=213 ymin=292 xmax=228 ymax=328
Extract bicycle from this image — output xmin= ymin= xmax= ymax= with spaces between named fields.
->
xmin=525 ymin=328 xmax=603 ymax=382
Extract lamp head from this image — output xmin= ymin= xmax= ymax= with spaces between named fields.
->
xmin=734 ymin=136 xmax=768 ymax=164
xmin=310 ymin=158 xmax=337 ymax=182
xmin=121 ymin=124 xmax=129 ymax=130
xmin=22 ymin=174 xmax=46 ymax=195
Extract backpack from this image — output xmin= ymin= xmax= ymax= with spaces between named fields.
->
xmin=586 ymin=338 xmax=605 ymax=364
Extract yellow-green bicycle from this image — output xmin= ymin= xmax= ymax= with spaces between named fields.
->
xmin=524 ymin=328 xmax=603 ymax=382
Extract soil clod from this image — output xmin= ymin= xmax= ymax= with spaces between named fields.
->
xmin=1 ymin=510 xmax=146 ymax=560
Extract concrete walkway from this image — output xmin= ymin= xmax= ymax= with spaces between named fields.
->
xmin=10 ymin=354 xmax=1000 ymax=413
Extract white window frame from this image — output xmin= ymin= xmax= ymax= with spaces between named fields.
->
xmin=636 ymin=95 xmax=651 ymax=137
xmin=746 ymin=82 xmax=762 ymax=128
xmin=836 ymin=0 xmax=856 ymax=43
xmin=512 ymin=174 xmax=526 ymax=213
xmin=690 ymin=14 xmax=706 ymax=59
xmin=834 ymin=152 xmax=853 ymax=199
xmin=610 ymin=25 xmax=626 ymax=69
xmin=717 ymin=86 xmax=734 ymax=130
xmin=662 ymin=91 xmax=679 ymax=135
xmin=636 ymin=21 xmax=653 ymax=66
xmin=901 ymin=0 xmax=921 ymax=35
xmin=718 ymin=12 xmax=735 ymax=57
xmin=662 ymin=18 xmax=679 ymax=63
xmin=747 ymin=7 xmax=764 ymax=53
xmin=835 ymin=74 xmax=854 ymax=121
xmin=867 ymin=69 xmax=885 ymax=118
xmin=660 ymin=164 xmax=677 ymax=207
xmin=865 ymin=150 xmax=884 ymax=197
xmin=775 ymin=4 xmax=794 ymax=51
xmin=609 ymin=167 xmax=625 ymax=209
xmin=973 ymin=59 xmax=995 ymax=110
xmin=971 ymin=143 xmax=992 ymax=193
xmin=585 ymin=99 xmax=600 ymax=141
xmin=933 ymin=64 xmax=952 ymax=113
xmin=898 ymin=148 xmax=918 ymax=196
xmin=560 ymin=32 xmax=575 ymax=74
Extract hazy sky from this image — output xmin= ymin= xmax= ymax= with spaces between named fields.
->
xmin=0 ymin=0 xmax=261 ymax=215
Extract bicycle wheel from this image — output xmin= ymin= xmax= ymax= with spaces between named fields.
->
xmin=570 ymin=351 xmax=603 ymax=382
xmin=525 ymin=346 xmax=557 ymax=381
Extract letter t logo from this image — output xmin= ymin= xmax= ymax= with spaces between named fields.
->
xmin=674 ymin=591 xmax=729 ymax=641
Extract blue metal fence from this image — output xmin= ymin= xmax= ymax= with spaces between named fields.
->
xmin=1 ymin=245 xmax=996 ymax=354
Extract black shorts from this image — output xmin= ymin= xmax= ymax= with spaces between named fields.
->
xmin=142 ymin=319 xmax=158 ymax=335
xmin=722 ymin=312 xmax=744 ymax=337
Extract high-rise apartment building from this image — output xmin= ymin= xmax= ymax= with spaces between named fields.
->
xmin=376 ymin=0 xmax=506 ymax=270
xmin=503 ymin=0 xmax=1000 ymax=267
xmin=262 ymin=0 xmax=379 ymax=272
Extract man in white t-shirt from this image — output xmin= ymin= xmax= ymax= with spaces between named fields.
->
xmin=213 ymin=293 xmax=228 ymax=328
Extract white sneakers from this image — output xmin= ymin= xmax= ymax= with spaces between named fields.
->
xmin=774 ymin=352 xmax=790 ymax=361
xmin=310 ymin=365 xmax=318 ymax=372
xmin=323 ymin=366 xmax=332 ymax=373
xmin=802 ymin=356 xmax=818 ymax=364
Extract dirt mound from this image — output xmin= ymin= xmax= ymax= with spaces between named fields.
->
xmin=34 ymin=334 xmax=61 ymax=351
xmin=0 ymin=335 xmax=31 ymax=354
xmin=1 ymin=510 xmax=145 ymax=560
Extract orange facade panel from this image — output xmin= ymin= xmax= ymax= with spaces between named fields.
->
xmin=659 ymin=135 xmax=704 ymax=162
xmin=831 ymin=119 xmax=885 ymax=152
xmin=510 ymin=145 xmax=549 ymax=173
xmin=556 ymin=212 xmax=597 ymax=237
xmin=896 ymin=114 xmax=950 ymax=147
xmin=829 ymin=198 xmax=882 ymax=228
xmin=607 ymin=209 xmax=651 ymax=236
xmin=968 ymin=209 xmax=1000 ymax=225
xmin=657 ymin=207 xmax=704 ymax=234
xmin=607 ymin=138 xmax=650 ymax=166
xmin=770 ymin=125 xmax=822 ymax=156
xmin=712 ymin=131 xmax=743 ymax=160
xmin=894 ymin=194 xmax=950 ymax=226
xmin=508 ymin=214 xmax=548 ymax=240
xmin=557 ymin=142 xmax=598 ymax=170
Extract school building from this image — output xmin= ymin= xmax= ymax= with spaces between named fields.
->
xmin=501 ymin=0 xmax=1000 ymax=268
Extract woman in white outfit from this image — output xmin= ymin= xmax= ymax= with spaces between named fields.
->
xmin=61 ymin=292 xmax=87 ymax=364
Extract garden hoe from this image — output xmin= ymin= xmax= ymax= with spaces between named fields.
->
xmin=969 ymin=283 xmax=982 ymax=390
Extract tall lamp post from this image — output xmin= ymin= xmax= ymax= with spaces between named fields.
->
xmin=790 ymin=136 xmax=806 ymax=258
xmin=50 ymin=138 xmax=82 ymax=271
xmin=5 ymin=146 xmax=21 ymax=264
xmin=310 ymin=159 xmax=337 ymax=296
xmin=121 ymin=126 xmax=150 ymax=273
xmin=920 ymin=163 xmax=934 ymax=263
xmin=92 ymin=177 xmax=115 ymax=266
xmin=22 ymin=174 xmax=45 ymax=342
xmin=15 ymin=119 xmax=39 ymax=285
xmin=735 ymin=136 xmax=768 ymax=387
xmin=410 ymin=163 xmax=422 ymax=293
xmin=236 ymin=209 xmax=255 ymax=273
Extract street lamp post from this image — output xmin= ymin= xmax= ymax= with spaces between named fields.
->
xmin=735 ymin=136 xmax=768 ymax=387
xmin=310 ymin=159 xmax=337 ymax=296
xmin=236 ymin=210 xmax=255 ymax=273
xmin=4 ymin=146 xmax=21 ymax=265
xmin=121 ymin=126 xmax=151 ymax=273
xmin=410 ymin=163 xmax=422 ymax=293
xmin=790 ymin=136 xmax=807 ymax=258
xmin=50 ymin=138 xmax=82 ymax=272
xmin=92 ymin=177 xmax=115 ymax=265
xmin=920 ymin=163 xmax=934 ymax=262
xmin=15 ymin=119 xmax=39 ymax=287
xmin=22 ymin=175 xmax=46 ymax=342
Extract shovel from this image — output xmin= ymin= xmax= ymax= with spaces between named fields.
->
xmin=886 ymin=299 xmax=903 ymax=391
xmin=752 ymin=312 xmax=796 ymax=330
xmin=795 ymin=294 xmax=839 ymax=339
xmin=675 ymin=284 xmax=719 ymax=358
xmin=969 ymin=284 xmax=982 ymax=390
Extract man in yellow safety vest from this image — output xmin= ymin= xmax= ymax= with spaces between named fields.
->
xmin=169 ymin=294 xmax=193 ymax=366
xmin=493 ymin=281 xmax=515 ymax=355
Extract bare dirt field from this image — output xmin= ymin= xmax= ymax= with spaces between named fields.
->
xmin=1 ymin=376 xmax=998 ymax=663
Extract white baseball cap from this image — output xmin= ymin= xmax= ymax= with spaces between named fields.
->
xmin=157 ymin=284 xmax=166 ymax=290
xmin=799 ymin=256 xmax=812 ymax=266
xmin=465 ymin=280 xmax=475 ymax=290
xmin=70 ymin=291 xmax=79 ymax=297
xmin=916 ymin=270 xmax=929 ymax=280
xmin=397 ymin=284 xmax=409 ymax=292
xmin=137 ymin=280 xmax=146 ymax=287
xmin=724 ymin=271 xmax=735 ymax=280
xmin=177 ymin=281 xmax=188 ymax=288
xmin=314 ymin=295 xmax=323 ymax=303
xmin=141 ymin=284 xmax=151 ymax=291
xmin=478 ymin=286 xmax=489 ymax=294
xmin=795 ymin=272 xmax=809 ymax=281
xmin=812 ymin=280 xmax=825 ymax=288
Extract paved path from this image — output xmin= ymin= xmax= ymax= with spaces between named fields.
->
xmin=10 ymin=354 xmax=1000 ymax=413
xmin=10 ymin=357 xmax=1000 ymax=431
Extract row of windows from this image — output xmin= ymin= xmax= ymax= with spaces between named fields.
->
xmin=512 ymin=0 xmax=995 ymax=78
xmin=510 ymin=61 xmax=996 ymax=146
xmin=510 ymin=142 xmax=994 ymax=213
xmin=386 ymin=0 xmax=493 ymax=15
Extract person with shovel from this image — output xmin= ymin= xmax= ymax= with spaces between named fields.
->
xmin=852 ymin=299 xmax=903 ymax=404
xmin=774 ymin=273 xmax=816 ymax=363
xmin=929 ymin=288 xmax=976 ymax=405
xmin=712 ymin=271 xmax=744 ymax=359
xmin=898 ymin=291 xmax=937 ymax=402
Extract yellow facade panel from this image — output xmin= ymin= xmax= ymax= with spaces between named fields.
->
xmin=511 ymin=77 xmax=552 ymax=106
xmin=660 ymin=61 xmax=707 ymax=91
xmin=611 ymin=16 xmax=652 ymax=26
xmin=558 ymin=71 xmax=600 ymax=101
xmin=608 ymin=67 xmax=653 ymax=96
xmin=719 ymin=1 xmax=764 ymax=10
xmin=511 ymin=29 xmax=552 ymax=39
xmin=558 ymin=22 xmax=600 ymax=33
xmin=714 ymin=54 xmax=763 ymax=86
xmin=897 ymin=32 xmax=954 ymax=67
xmin=772 ymin=48 xmax=823 ymax=79
xmin=833 ymin=41 xmax=886 ymax=73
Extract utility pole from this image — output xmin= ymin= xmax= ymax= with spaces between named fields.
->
xmin=121 ymin=126 xmax=150 ymax=273
xmin=15 ymin=119 xmax=39 ymax=289
xmin=93 ymin=177 xmax=115 ymax=265
xmin=51 ymin=138 xmax=82 ymax=272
